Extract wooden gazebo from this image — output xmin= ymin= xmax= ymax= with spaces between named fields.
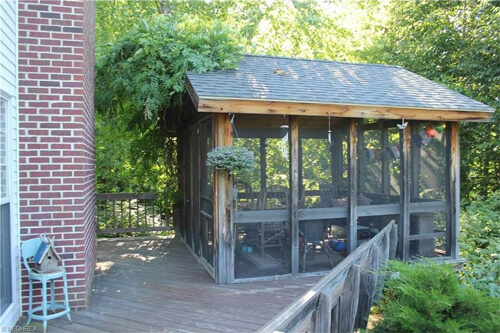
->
xmin=179 ymin=55 xmax=494 ymax=284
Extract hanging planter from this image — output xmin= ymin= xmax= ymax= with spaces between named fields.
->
xmin=206 ymin=146 xmax=255 ymax=175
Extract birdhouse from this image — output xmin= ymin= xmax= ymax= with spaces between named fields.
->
xmin=32 ymin=234 xmax=62 ymax=273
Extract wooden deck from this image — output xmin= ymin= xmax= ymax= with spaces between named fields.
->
xmin=42 ymin=236 xmax=321 ymax=332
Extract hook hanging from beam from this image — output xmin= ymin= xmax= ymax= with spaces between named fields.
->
xmin=397 ymin=118 xmax=408 ymax=130
xmin=230 ymin=113 xmax=239 ymax=138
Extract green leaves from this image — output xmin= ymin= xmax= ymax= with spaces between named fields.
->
xmin=363 ymin=0 xmax=500 ymax=200
xmin=94 ymin=12 xmax=242 ymax=215
xmin=96 ymin=14 xmax=242 ymax=125
xmin=373 ymin=260 xmax=500 ymax=332
xmin=460 ymin=191 xmax=500 ymax=297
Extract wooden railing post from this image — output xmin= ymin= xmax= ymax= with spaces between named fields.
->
xmin=311 ymin=293 xmax=331 ymax=333
xmin=389 ymin=223 xmax=398 ymax=259
xmin=257 ymin=221 xmax=395 ymax=333
xmin=356 ymin=245 xmax=380 ymax=330
xmin=338 ymin=264 xmax=361 ymax=333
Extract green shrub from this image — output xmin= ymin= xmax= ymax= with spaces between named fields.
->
xmin=460 ymin=191 xmax=500 ymax=297
xmin=371 ymin=260 xmax=500 ymax=333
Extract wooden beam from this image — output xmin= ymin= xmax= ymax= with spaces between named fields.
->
xmin=214 ymin=113 xmax=234 ymax=284
xmin=198 ymin=98 xmax=493 ymax=122
xmin=290 ymin=116 xmax=300 ymax=276
xmin=400 ymin=125 xmax=411 ymax=260
xmin=348 ymin=119 xmax=358 ymax=254
xmin=446 ymin=122 xmax=460 ymax=259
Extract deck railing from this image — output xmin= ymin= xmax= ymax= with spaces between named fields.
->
xmin=95 ymin=192 xmax=172 ymax=234
xmin=257 ymin=220 xmax=397 ymax=333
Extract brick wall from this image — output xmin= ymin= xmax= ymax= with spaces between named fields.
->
xmin=18 ymin=0 xmax=96 ymax=311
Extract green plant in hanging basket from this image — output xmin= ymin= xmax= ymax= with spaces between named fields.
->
xmin=206 ymin=146 xmax=255 ymax=175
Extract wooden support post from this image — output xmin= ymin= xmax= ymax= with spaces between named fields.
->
xmin=339 ymin=264 xmax=361 ymax=333
xmin=311 ymin=293 xmax=331 ymax=333
xmin=447 ymin=122 xmax=460 ymax=259
xmin=290 ymin=116 xmax=300 ymax=276
xmin=399 ymin=124 xmax=411 ymax=260
xmin=260 ymin=137 xmax=267 ymax=191
xmin=348 ymin=119 xmax=358 ymax=254
xmin=214 ymin=113 xmax=234 ymax=284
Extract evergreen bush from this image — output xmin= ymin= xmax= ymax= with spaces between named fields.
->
xmin=371 ymin=260 xmax=500 ymax=332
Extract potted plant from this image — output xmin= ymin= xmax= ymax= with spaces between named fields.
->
xmin=206 ymin=146 xmax=255 ymax=175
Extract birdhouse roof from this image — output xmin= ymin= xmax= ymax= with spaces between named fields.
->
xmin=33 ymin=237 xmax=62 ymax=263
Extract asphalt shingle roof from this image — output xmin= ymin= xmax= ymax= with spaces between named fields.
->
xmin=187 ymin=55 xmax=494 ymax=113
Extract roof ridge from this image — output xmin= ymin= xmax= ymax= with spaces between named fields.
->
xmin=243 ymin=53 xmax=403 ymax=69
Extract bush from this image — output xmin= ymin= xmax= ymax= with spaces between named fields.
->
xmin=371 ymin=260 xmax=500 ymax=333
xmin=460 ymin=191 xmax=500 ymax=297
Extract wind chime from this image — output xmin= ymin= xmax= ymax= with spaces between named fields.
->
xmin=328 ymin=117 xmax=332 ymax=149
xmin=280 ymin=115 xmax=289 ymax=160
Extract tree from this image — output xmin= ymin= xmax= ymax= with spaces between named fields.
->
xmin=93 ymin=0 xmax=356 ymax=210
xmin=95 ymin=14 xmax=242 ymax=213
xmin=363 ymin=0 xmax=500 ymax=201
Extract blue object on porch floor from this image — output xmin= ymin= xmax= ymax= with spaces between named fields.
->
xmin=21 ymin=237 xmax=72 ymax=333
xmin=330 ymin=239 xmax=347 ymax=252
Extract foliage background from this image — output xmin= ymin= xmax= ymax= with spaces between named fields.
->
xmin=94 ymin=1 xmax=499 ymax=287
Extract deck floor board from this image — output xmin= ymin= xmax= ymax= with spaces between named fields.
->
xmin=41 ymin=236 xmax=321 ymax=332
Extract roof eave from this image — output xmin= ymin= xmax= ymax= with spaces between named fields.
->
xmin=196 ymin=96 xmax=494 ymax=123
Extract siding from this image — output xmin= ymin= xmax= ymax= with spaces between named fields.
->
xmin=0 ymin=0 xmax=21 ymax=329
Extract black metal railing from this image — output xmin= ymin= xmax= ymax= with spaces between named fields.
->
xmin=95 ymin=193 xmax=172 ymax=235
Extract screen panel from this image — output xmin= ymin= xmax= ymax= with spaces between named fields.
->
xmin=356 ymin=119 xmax=402 ymax=248
xmin=233 ymin=115 xmax=291 ymax=279
xmin=409 ymin=121 xmax=448 ymax=258
xmin=298 ymin=116 xmax=349 ymax=272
